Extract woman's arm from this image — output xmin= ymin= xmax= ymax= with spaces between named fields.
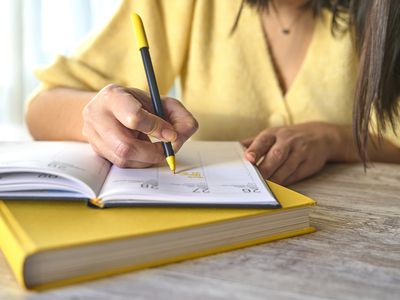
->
xmin=26 ymin=88 xmax=95 ymax=141
xmin=329 ymin=124 xmax=400 ymax=163
xmin=27 ymin=0 xmax=196 ymax=145
xmin=26 ymin=85 xmax=198 ymax=168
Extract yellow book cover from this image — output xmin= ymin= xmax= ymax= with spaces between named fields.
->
xmin=0 ymin=181 xmax=315 ymax=290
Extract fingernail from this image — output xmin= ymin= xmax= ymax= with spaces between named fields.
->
xmin=247 ymin=151 xmax=256 ymax=162
xmin=162 ymin=128 xmax=177 ymax=141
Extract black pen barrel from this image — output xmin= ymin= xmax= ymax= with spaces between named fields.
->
xmin=140 ymin=48 xmax=165 ymax=117
xmin=140 ymin=47 xmax=175 ymax=159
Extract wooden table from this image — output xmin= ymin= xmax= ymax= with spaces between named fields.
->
xmin=1 ymin=163 xmax=399 ymax=300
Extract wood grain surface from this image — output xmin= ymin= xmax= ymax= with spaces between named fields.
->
xmin=1 ymin=163 xmax=399 ymax=300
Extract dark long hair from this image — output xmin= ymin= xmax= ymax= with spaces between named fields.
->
xmin=242 ymin=0 xmax=400 ymax=163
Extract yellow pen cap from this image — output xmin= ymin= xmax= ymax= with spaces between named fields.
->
xmin=131 ymin=13 xmax=149 ymax=49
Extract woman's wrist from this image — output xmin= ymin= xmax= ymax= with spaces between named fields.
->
xmin=326 ymin=124 xmax=360 ymax=162
xmin=326 ymin=123 xmax=400 ymax=163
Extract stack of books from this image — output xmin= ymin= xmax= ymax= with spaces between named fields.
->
xmin=0 ymin=141 xmax=315 ymax=289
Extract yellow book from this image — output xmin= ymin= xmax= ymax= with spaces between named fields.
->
xmin=0 ymin=182 xmax=315 ymax=290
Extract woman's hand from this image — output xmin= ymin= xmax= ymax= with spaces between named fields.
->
xmin=82 ymin=84 xmax=198 ymax=168
xmin=242 ymin=122 xmax=342 ymax=185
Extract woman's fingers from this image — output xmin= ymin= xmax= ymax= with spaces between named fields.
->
xmin=83 ymin=109 xmax=165 ymax=166
xmin=90 ymin=84 xmax=177 ymax=142
xmin=244 ymin=131 xmax=276 ymax=164
xmin=282 ymin=160 xmax=313 ymax=186
xmin=162 ymin=97 xmax=199 ymax=151
xmin=269 ymin=150 xmax=305 ymax=184
xmin=99 ymin=119 xmax=165 ymax=165
xmin=109 ymin=92 xmax=178 ymax=142
xmin=258 ymin=137 xmax=291 ymax=179
xmin=83 ymin=126 xmax=154 ymax=168
xmin=284 ymin=156 xmax=326 ymax=185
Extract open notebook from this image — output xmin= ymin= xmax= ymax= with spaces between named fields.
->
xmin=0 ymin=141 xmax=279 ymax=208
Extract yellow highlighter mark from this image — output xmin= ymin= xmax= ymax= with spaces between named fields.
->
xmin=179 ymin=171 xmax=203 ymax=179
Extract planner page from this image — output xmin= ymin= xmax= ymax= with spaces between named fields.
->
xmin=99 ymin=141 xmax=279 ymax=207
xmin=0 ymin=142 xmax=111 ymax=198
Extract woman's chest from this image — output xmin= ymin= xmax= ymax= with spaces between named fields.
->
xmin=180 ymin=2 xmax=358 ymax=138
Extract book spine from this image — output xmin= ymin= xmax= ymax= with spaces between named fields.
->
xmin=0 ymin=201 xmax=29 ymax=289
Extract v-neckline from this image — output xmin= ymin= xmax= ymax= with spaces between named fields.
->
xmin=265 ymin=18 xmax=318 ymax=101
xmin=241 ymin=5 xmax=319 ymax=102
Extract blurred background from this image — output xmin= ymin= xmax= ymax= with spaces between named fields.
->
xmin=0 ymin=0 xmax=121 ymax=137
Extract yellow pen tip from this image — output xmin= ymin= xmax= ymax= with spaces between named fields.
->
xmin=166 ymin=156 xmax=176 ymax=174
xmin=130 ymin=12 xmax=149 ymax=49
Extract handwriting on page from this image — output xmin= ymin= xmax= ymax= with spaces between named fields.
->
xmin=47 ymin=161 xmax=85 ymax=172
xmin=38 ymin=173 xmax=59 ymax=179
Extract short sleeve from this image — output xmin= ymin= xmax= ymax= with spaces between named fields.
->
xmin=34 ymin=0 xmax=195 ymax=94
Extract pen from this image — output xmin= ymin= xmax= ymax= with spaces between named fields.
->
xmin=131 ymin=13 xmax=176 ymax=173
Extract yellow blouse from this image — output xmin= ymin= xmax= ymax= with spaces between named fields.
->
xmin=33 ymin=0 xmax=399 ymax=146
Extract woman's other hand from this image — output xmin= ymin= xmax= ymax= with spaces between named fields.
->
xmin=241 ymin=122 xmax=345 ymax=185
xmin=82 ymin=84 xmax=198 ymax=168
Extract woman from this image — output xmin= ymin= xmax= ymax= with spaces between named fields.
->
xmin=26 ymin=0 xmax=400 ymax=185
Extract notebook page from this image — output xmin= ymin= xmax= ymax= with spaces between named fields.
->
xmin=0 ymin=142 xmax=111 ymax=197
xmin=99 ymin=141 xmax=279 ymax=206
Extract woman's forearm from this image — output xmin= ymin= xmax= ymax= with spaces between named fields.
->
xmin=26 ymin=88 xmax=96 ymax=141
xmin=330 ymin=124 xmax=400 ymax=163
